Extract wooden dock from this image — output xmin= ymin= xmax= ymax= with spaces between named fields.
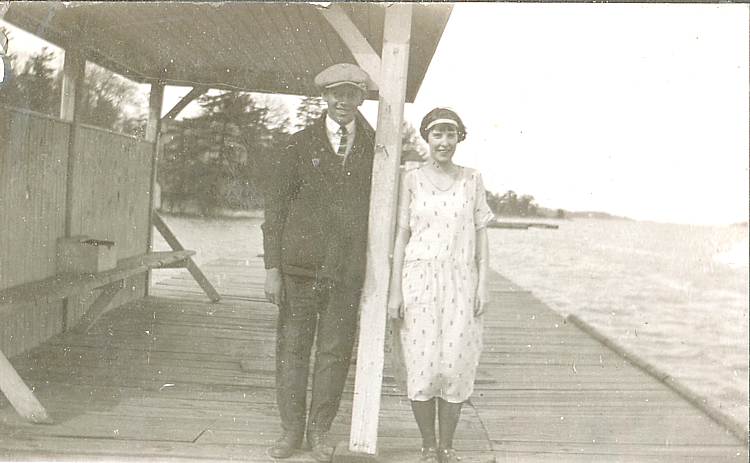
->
xmin=0 ymin=256 xmax=746 ymax=462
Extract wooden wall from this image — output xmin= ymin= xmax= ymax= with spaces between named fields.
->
xmin=0 ymin=107 xmax=155 ymax=357
xmin=65 ymin=124 xmax=153 ymax=327
xmin=0 ymin=109 xmax=70 ymax=357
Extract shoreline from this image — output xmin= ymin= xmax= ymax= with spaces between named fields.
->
xmin=157 ymin=208 xmax=747 ymax=228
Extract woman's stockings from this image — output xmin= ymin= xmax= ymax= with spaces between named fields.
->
xmin=437 ymin=398 xmax=462 ymax=450
xmin=410 ymin=399 xmax=437 ymax=448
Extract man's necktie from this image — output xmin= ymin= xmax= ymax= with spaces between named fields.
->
xmin=337 ymin=126 xmax=348 ymax=157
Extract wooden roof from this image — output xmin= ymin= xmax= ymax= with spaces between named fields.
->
xmin=3 ymin=2 xmax=452 ymax=102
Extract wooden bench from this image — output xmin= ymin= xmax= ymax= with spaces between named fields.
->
xmin=0 ymin=249 xmax=215 ymax=425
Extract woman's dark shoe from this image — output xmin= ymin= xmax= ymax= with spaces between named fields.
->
xmin=267 ymin=430 xmax=303 ymax=459
xmin=308 ymin=432 xmax=334 ymax=462
xmin=419 ymin=447 xmax=439 ymax=463
xmin=438 ymin=448 xmax=461 ymax=463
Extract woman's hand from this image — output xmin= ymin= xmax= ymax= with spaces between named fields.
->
xmin=387 ymin=288 xmax=404 ymax=319
xmin=264 ymin=268 xmax=284 ymax=306
xmin=474 ymin=280 xmax=489 ymax=316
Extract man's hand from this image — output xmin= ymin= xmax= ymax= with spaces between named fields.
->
xmin=387 ymin=289 xmax=404 ymax=319
xmin=265 ymin=268 xmax=284 ymax=306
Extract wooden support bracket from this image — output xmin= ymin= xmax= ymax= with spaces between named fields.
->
xmin=161 ymin=86 xmax=207 ymax=122
xmin=152 ymin=212 xmax=221 ymax=302
xmin=318 ymin=4 xmax=382 ymax=90
xmin=0 ymin=350 xmax=53 ymax=424
xmin=74 ymin=279 xmax=125 ymax=333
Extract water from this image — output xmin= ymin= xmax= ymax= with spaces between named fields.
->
xmin=487 ymin=218 xmax=749 ymax=428
xmin=154 ymin=214 xmax=749 ymax=429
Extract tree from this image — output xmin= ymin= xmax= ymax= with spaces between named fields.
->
xmin=496 ymin=190 xmax=519 ymax=216
xmin=79 ymin=64 xmax=146 ymax=134
xmin=401 ymin=122 xmax=426 ymax=165
xmin=295 ymin=96 xmax=325 ymax=130
xmin=486 ymin=190 xmax=504 ymax=215
xmin=0 ymin=45 xmax=60 ymax=115
xmin=159 ymin=91 xmax=291 ymax=215
xmin=0 ymin=39 xmax=145 ymax=136
xmin=518 ymin=194 xmax=536 ymax=217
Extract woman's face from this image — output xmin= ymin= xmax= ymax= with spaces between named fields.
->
xmin=427 ymin=123 xmax=459 ymax=164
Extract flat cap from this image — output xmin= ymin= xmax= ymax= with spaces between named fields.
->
xmin=314 ymin=63 xmax=369 ymax=92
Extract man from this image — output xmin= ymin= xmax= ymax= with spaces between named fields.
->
xmin=261 ymin=63 xmax=374 ymax=462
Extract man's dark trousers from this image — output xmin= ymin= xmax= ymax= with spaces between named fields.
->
xmin=276 ymin=273 xmax=360 ymax=437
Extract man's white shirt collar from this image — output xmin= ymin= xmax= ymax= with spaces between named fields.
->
xmin=326 ymin=116 xmax=356 ymax=135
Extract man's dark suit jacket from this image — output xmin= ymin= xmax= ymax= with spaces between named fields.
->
xmin=262 ymin=112 xmax=375 ymax=290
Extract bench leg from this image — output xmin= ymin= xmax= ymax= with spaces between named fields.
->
xmin=0 ymin=350 xmax=53 ymax=424
xmin=152 ymin=212 xmax=221 ymax=302
xmin=75 ymin=280 xmax=125 ymax=333
xmin=185 ymin=258 xmax=221 ymax=302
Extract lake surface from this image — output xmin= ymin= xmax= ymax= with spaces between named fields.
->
xmin=154 ymin=214 xmax=749 ymax=429
xmin=487 ymin=218 xmax=749 ymax=428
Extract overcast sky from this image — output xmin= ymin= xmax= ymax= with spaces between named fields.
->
xmin=3 ymin=3 xmax=748 ymax=225
xmin=391 ymin=3 xmax=749 ymax=225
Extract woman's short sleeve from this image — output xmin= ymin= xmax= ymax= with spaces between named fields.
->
xmin=397 ymin=169 xmax=415 ymax=231
xmin=473 ymin=171 xmax=494 ymax=230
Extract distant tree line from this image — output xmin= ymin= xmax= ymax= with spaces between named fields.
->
xmin=485 ymin=191 xmax=565 ymax=219
xmin=0 ymin=34 xmax=146 ymax=135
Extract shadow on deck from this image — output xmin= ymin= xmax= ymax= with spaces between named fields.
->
xmin=0 ymin=257 xmax=746 ymax=462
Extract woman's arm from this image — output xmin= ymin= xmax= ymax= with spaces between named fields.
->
xmin=387 ymin=171 xmax=413 ymax=319
xmin=388 ymin=226 xmax=410 ymax=319
xmin=474 ymin=225 xmax=490 ymax=316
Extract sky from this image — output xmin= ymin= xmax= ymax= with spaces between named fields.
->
xmin=2 ymin=3 xmax=748 ymax=225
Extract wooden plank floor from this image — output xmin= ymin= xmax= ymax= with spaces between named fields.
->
xmin=0 ymin=257 xmax=746 ymax=462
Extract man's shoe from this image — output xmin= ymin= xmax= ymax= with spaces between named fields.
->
xmin=267 ymin=431 xmax=303 ymax=459
xmin=308 ymin=432 xmax=334 ymax=462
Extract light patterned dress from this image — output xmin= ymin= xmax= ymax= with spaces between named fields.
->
xmin=397 ymin=166 xmax=494 ymax=403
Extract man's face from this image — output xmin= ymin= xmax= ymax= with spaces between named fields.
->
xmin=322 ymin=85 xmax=365 ymax=125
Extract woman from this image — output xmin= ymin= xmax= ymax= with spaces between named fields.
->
xmin=387 ymin=108 xmax=493 ymax=463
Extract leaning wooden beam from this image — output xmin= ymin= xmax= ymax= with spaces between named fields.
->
xmin=152 ymin=212 xmax=221 ymax=303
xmin=74 ymin=280 xmax=125 ymax=333
xmin=0 ymin=350 xmax=52 ymax=424
xmin=318 ymin=4 xmax=382 ymax=90
xmin=348 ymin=3 xmax=413 ymax=456
xmin=161 ymin=86 xmax=207 ymax=122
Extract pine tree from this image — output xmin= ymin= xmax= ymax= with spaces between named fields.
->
xmin=159 ymin=92 xmax=290 ymax=215
xmin=295 ymin=96 xmax=325 ymax=130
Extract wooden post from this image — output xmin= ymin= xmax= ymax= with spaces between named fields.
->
xmin=348 ymin=3 xmax=412 ymax=455
xmin=60 ymin=49 xmax=85 ymax=123
xmin=60 ymin=48 xmax=85 ymax=236
xmin=144 ymin=81 xmax=164 ymax=295
xmin=145 ymin=81 xmax=164 ymax=143
xmin=60 ymin=47 xmax=85 ymax=332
